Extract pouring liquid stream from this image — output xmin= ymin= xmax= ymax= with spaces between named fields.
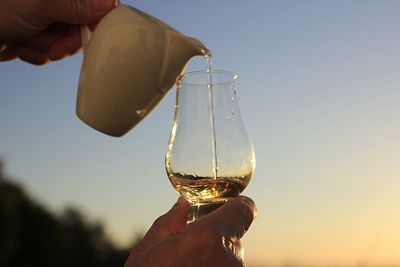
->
xmin=205 ymin=54 xmax=218 ymax=181
xmin=185 ymin=53 xmax=221 ymax=222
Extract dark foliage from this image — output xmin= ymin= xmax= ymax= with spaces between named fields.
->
xmin=0 ymin=161 xmax=135 ymax=267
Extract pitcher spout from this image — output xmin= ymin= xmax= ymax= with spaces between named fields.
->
xmin=186 ymin=36 xmax=211 ymax=58
xmin=159 ymin=33 xmax=209 ymax=93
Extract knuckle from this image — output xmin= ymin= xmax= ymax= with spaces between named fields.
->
xmin=152 ymin=214 xmax=167 ymax=227
xmin=70 ymin=0 xmax=83 ymax=20
xmin=150 ymin=211 xmax=176 ymax=231
xmin=69 ymin=0 xmax=91 ymax=21
xmin=234 ymin=200 xmax=254 ymax=232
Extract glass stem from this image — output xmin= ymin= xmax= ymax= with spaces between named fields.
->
xmin=187 ymin=202 xmax=225 ymax=223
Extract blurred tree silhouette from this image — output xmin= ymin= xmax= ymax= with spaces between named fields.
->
xmin=0 ymin=160 xmax=140 ymax=267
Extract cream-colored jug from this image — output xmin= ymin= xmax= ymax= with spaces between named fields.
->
xmin=77 ymin=4 xmax=208 ymax=137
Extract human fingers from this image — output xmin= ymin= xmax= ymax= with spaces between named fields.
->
xmin=19 ymin=24 xmax=81 ymax=62
xmin=46 ymin=0 xmax=116 ymax=25
xmin=0 ymin=44 xmax=19 ymax=62
xmin=132 ymin=197 xmax=190 ymax=255
xmin=195 ymin=196 xmax=257 ymax=240
xmin=2 ymin=30 xmax=76 ymax=65
xmin=13 ymin=25 xmax=79 ymax=64
xmin=174 ymin=197 xmax=256 ymax=267
xmin=48 ymin=26 xmax=82 ymax=61
xmin=20 ymin=24 xmax=68 ymax=53
xmin=18 ymin=47 xmax=48 ymax=65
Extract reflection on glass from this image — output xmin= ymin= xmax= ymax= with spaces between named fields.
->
xmin=165 ymin=70 xmax=255 ymax=221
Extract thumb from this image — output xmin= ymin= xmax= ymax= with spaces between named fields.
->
xmin=197 ymin=196 xmax=258 ymax=240
xmin=47 ymin=0 xmax=116 ymax=24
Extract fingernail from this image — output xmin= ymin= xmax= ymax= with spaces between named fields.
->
xmin=241 ymin=198 xmax=258 ymax=219
xmin=95 ymin=0 xmax=113 ymax=12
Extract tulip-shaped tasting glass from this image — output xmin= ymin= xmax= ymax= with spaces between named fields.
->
xmin=165 ymin=70 xmax=255 ymax=222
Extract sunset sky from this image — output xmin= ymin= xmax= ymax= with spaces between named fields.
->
xmin=1 ymin=1 xmax=400 ymax=266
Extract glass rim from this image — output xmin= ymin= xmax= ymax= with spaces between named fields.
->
xmin=177 ymin=70 xmax=238 ymax=87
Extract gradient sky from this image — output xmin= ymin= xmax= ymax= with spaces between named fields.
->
xmin=1 ymin=1 xmax=400 ymax=266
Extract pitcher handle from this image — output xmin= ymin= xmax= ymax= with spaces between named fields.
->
xmin=80 ymin=25 xmax=91 ymax=54
xmin=80 ymin=0 xmax=120 ymax=54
